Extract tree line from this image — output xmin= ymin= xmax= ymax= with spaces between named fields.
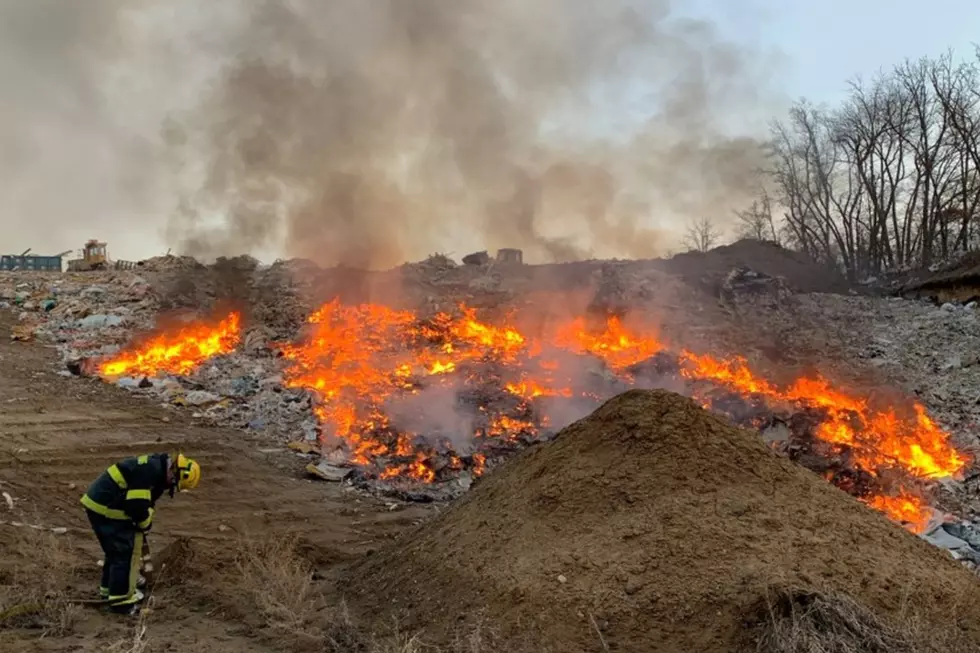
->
xmin=691 ymin=49 xmax=980 ymax=280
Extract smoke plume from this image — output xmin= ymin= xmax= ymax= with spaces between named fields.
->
xmin=171 ymin=0 xmax=777 ymax=266
xmin=0 ymin=1 xmax=778 ymax=264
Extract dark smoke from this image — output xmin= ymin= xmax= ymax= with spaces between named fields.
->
xmin=0 ymin=1 xmax=777 ymax=264
xmin=171 ymin=0 xmax=777 ymax=266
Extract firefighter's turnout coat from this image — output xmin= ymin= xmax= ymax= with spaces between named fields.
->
xmin=80 ymin=453 xmax=170 ymax=606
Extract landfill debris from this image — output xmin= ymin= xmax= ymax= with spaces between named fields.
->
xmin=462 ymin=251 xmax=491 ymax=266
xmin=10 ymin=324 xmax=34 ymax=341
xmin=288 ymin=441 xmax=319 ymax=455
xmin=306 ymin=461 xmax=353 ymax=482
xmin=78 ymin=314 xmax=125 ymax=329
xmin=921 ymin=520 xmax=980 ymax=566
xmin=2 ymin=250 xmax=980 ymax=546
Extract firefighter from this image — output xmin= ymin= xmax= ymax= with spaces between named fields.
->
xmin=80 ymin=452 xmax=200 ymax=613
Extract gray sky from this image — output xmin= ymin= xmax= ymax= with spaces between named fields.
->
xmin=0 ymin=1 xmax=976 ymax=264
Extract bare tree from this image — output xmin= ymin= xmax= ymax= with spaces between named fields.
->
xmin=683 ymin=216 xmax=722 ymax=252
xmin=768 ymin=100 xmax=866 ymax=279
xmin=888 ymin=57 xmax=958 ymax=265
xmin=735 ymin=189 xmax=780 ymax=243
xmin=930 ymin=51 xmax=980 ymax=253
xmin=760 ymin=50 xmax=980 ymax=274
xmin=833 ymin=75 xmax=908 ymax=272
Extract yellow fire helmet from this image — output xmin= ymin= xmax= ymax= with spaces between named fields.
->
xmin=174 ymin=453 xmax=201 ymax=492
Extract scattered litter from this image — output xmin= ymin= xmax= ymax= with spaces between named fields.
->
xmin=9 ymin=324 xmax=34 ymax=341
xmin=921 ymin=521 xmax=980 ymax=564
xmin=181 ymin=390 xmax=222 ymax=406
xmin=306 ymin=461 xmax=353 ymax=482
xmin=288 ymin=441 xmax=319 ymax=455
xmin=78 ymin=314 xmax=124 ymax=329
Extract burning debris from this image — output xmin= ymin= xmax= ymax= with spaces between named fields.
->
xmin=62 ymin=293 xmax=971 ymax=530
xmin=2 ymin=258 xmax=974 ymax=532
xmin=97 ymin=312 xmax=242 ymax=377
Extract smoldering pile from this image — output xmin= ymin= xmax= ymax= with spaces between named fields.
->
xmin=295 ymin=341 xmax=954 ymax=516
xmin=9 ymin=261 xmax=964 ymax=525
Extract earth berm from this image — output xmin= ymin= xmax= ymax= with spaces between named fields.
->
xmin=345 ymin=389 xmax=980 ymax=653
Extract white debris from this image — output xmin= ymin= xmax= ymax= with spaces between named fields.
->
xmin=183 ymin=390 xmax=222 ymax=406
xmin=78 ymin=314 xmax=124 ymax=329
xmin=306 ymin=460 xmax=352 ymax=482
xmin=921 ymin=521 xmax=980 ymax=565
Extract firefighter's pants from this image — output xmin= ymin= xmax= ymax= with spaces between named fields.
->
xmin=85 ymin=509 xmax=143 ymax=606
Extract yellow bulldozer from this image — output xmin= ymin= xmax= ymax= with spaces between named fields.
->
xmin=66 ymin=240 xmax=138 ymax=272
xmin=67 ymin=240 xmax=110 ymax=272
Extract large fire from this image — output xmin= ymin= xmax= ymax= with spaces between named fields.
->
xmin=99 ymin=312 xmax=242 ymax=377
xmin=95 ymin=301 xmax=969 ymax=532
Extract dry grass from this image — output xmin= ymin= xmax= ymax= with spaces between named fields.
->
xmin=752 ymin=587 xmax=916 ymax=653
xmin=230 ymin=535 xmax=502 ymax=653
xmin=0 ymin=527 xmax=82 ymax=636
xmin=751 ymin=586 xmax=980 ymax=653
xmin=234 ymin=535 xmax=329 ymax=648
xmin=104 ymin=604 xmax=151 ymax=653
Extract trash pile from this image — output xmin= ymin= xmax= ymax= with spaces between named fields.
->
xmin=1 ymin=259 xmax=977 ymax=534
xmin=0 ymin=268 xmax=318 ymax=443
xmin=728 ymin=290 xmax=980 ymax=444
xmin=0 ymin=271 xmax=159 ymax=347
xmin=342 ymin=390 xmax=980 ymax=653
xmin=30 ymin=285 xmax=970 ymax=531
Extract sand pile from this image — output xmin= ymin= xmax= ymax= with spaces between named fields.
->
xmin=345 ymin=389 xmax=980 ymax=653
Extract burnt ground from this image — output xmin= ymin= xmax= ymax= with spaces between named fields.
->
xmin=0 ymin=310 xmax=432 ymax=653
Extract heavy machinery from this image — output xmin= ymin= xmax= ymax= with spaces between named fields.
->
xmin=67 ymin=240 xmax=110 ymax=272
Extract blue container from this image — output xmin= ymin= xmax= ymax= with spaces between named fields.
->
xmin=0 ymin=255 xmax=63 ymax=272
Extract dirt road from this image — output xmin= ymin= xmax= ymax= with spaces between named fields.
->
xmin=0 ymin=311 xmax=431 ymax=652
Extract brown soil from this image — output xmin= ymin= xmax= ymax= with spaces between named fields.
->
xmin=345 ymin=389 xmax=980 ymax=653
xmin=0 ymin=311 xmax=432 ymax=652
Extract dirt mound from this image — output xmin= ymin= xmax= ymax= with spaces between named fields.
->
xmin=345 ymin=389 xmax=980 ymax=653
xmin=663 ymin=239 xmax=852 ymax=295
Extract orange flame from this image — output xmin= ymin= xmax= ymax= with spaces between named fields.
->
xmin=556 ymin=316 xmax=664 ymax=370
xmin=864 ymin=491 xmax=934 ymax=534
xmin=279 ymin=301 xmax=544 ymax=480
xmin=96 ymin=299 xmax=970 ymax=532
xmin=99 ymin=312 xmax=242 ymax=377
xmin=678 ymin=352 xmax=968 ymax=480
